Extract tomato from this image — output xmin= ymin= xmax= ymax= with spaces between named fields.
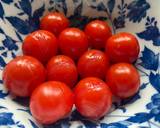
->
xmin=77 ymin=50 xmax=110 ymax=80
xmin=22 ymin=30 xmax=58 ymax=64
xmin=59 ymin=28 xmax=88 ymax=61
xmin=74 ymin=77 xmax=112 ymax=119
xmin=106 ymin=32 xmax=140 ymax=63
xmin=3 ymin=56 xmax=46 ymax=97
xmin=106 ymin=63 xmax=140 ymax=99
xmin=40 ymin=12 xmax=69 ymax=36
xmin=85 ymin=20 xmax=112 ymax=49
xmin=30 ymin=81 xmax=74 ymax=124
xmin=46 ymin=55 xmax=78 ymax=88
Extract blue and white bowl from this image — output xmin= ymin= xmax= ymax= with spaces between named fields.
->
xmin=0 ymin=0 xmax=160 ymax=128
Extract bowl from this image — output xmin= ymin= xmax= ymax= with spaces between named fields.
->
xmin=0 ymin=0 xmax=160 ymax=128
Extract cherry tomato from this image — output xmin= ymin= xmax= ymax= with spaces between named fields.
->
xmin=22 ymin=30 xmax=58 ymax=64
xmin=40 ymin=12 xmax=69 ymax=36
xmin=74 ymin=77 xmax=112 ymax=119
xmin=77 ymin=50 xmax=110 ymax=80
xmin=59 ymin=28 xmax=88 ymax=61
xmin=106 ymin=63 xmax=140 ymax=99
xmin=46 ymin=55 xmax=78 ymax=88
xmin=106 ymin=32 xmax=140 ymax=63
xmin=3 ymin=56 xmax=46 ymax=97
xmin=30 ymin=81 xmax=74 ymax=124
xmin=85 ymin=20 xmax=112 ymax=49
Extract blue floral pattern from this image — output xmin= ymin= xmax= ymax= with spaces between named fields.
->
xmin=113 ymin=0 xmax=127 ymax=29
xmin=127 ymin=0 xmax=150 ymax=23
xmin=0 ymin=112 xmax=25 ymax=127
xmin=0 ymin=0 xmax=160 ymax=128
xmin=147 ymin=93 xmax=160 ymax=123
xmin=137 ymin=16 xmax=160 ymax=46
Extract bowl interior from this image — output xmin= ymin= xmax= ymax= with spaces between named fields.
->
xmin=0 ymin=0 xmax=160 ymax=128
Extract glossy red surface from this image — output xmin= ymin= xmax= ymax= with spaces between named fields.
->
xmin=74 ymin=77 xmax=112 ymax=119
xmin=3 ymin=56 xmax=46 ymax=97
xmin=30 ymin=81 xmax=74 ymax=124
xmin=22 ymin=30 xmax=58 ymax=64
xmin=77 ymin=50 xmax=110 ymax=79
xmin=106 ymin=63 xmax=140 ymax=98
xmin=46 ymin=55 xmax=78 ymax=88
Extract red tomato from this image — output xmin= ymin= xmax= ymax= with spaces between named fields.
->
xmin=106 ymin=63 xmax=140 ymax=99
xmin=30 ymin=81 xmax=74 ymax=124
xmin=85 ymin=20 xmax=112 ymax=49
xmin=22 ymin=30 xmax=58 ymax=64
xmin=59 ymin=28 xmax=88 ymax=61
xmin=74 ymin=77 xmax=112 ymax=119
xmin=46 ymin=55 xmax=78 ymax=88
xmin=106 ymin=32 xmax=140 ymax=63
xmin=40 ymin=12 xmax=69 ymax=36
xmin=3 ymin=56 xmax=46 ymax=97
xmin=77 ymin=50 xmax=110 ymax=80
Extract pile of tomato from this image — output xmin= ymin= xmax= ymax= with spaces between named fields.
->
xmin=3 ymin=12 xmax=140 ymax=124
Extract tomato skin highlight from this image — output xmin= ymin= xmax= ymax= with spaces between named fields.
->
xmin=106 ymin=32 xmax=140 ymax=63
xmin=46 ymin=55 xmax=78 ymax=88
xmin=74 ymin=77 xmax=112 ymax=119
xmin=85 ymin=20 xmax=112 ymax=49
xmin=40 ymin=12 xmax=69 ymax=36
xmin=77 ymin=50 xmax=110 ymax=80
xmin=58 ymin=28 xmax=89 ymax=61
xmin=106 ymin=63 xmax=140 ymax=99
xmin=30 ymin=81 xmax=74 ymax=124
xmin=3 ymin=56 xmax=46 ymax=97
xmin=22 ymin=30 xmax=58 ymax=64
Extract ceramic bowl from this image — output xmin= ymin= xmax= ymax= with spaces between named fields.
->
xmin=0 ymin=0 xmax=160 ymax=128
